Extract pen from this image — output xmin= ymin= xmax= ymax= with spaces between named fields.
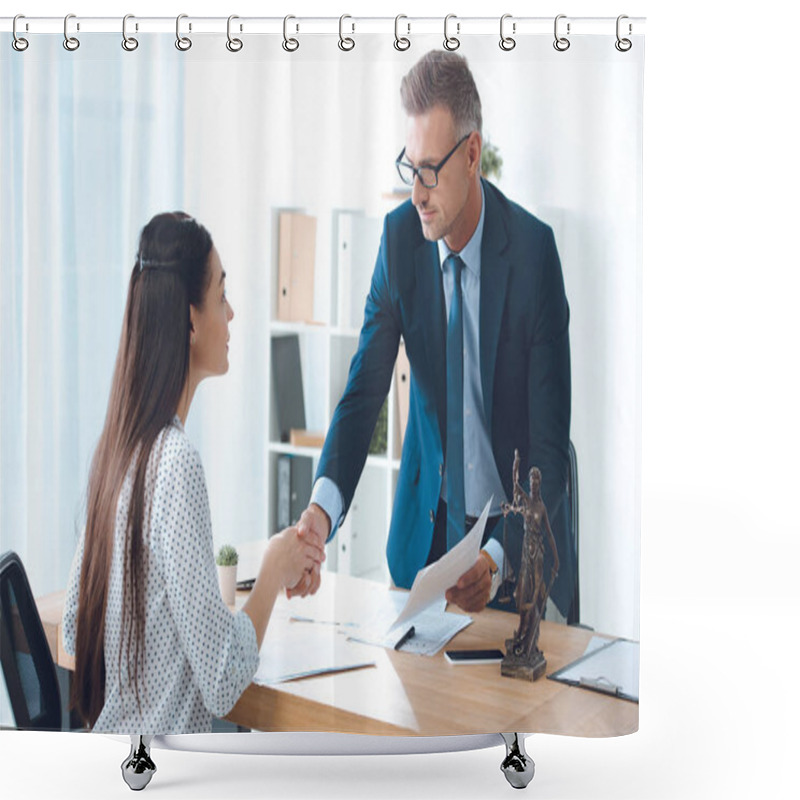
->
xmin=578 ymin=676 xmax=621 ymax=696
xmin=289 ymin=616 xmax=357 ymax=628
xmin=394 ymin=626 xmax=416 ymax=650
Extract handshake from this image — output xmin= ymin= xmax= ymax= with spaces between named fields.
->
xmin=285 ymin=504 xmax=496 ymax=613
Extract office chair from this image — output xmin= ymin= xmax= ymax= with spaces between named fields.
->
xmin=566 ymin=440 xmax=581 ymax=626
xmin=0 ymin=550 xmax=62 ymax=730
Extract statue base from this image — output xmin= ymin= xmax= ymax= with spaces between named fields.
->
xmin=501 ymin=639 xmax=547 ymax=682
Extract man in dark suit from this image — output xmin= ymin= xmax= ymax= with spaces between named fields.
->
xmin=291 ymin=50 xmax=573 ymax=619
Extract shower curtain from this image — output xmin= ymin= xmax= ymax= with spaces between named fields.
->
xmin=1 ymin=16 xmax=644 ymax=741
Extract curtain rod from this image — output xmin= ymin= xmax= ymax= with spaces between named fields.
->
xmin=1 ymin=16 xmax=646 ymax=37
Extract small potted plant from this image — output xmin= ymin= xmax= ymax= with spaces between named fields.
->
xmin=481 ymin=139 xmax=503 ymax=182
xmin=216 ymin=544 xmax=238 ymax=606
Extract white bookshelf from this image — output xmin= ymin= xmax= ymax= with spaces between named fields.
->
xmin=267 ymin=205 xmax=405 ymax=583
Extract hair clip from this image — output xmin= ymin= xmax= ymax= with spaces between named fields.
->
xmin=138 ymin=258 xmax=180 ymax=272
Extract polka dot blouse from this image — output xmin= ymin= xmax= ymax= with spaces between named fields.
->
xmin=62 ymin=417 xmax=259 ymax=734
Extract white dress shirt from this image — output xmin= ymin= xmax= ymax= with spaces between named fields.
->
xmin=436 ymin=182 xmax=508 ymax=520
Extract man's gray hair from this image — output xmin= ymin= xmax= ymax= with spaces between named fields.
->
xmin=400 ymin=50 xmax=482 ymax=138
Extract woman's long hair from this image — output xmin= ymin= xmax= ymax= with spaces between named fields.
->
xmin=72 ymin=212 xmax=213 ymax=727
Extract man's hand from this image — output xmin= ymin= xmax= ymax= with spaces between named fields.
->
xmin=445 ymin=552 xmax=493 ymax=613
xmin=286 ymin=504 xmax=331 ymax=599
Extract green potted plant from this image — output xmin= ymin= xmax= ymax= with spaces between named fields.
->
xmin=216 ymin=544 xmax=238 ymax=606
xmin=481 ymin=139 xmax=503 ymax=182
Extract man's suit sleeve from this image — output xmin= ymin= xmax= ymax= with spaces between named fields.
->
xmin=315 ymin=217 xmax=402 ymax=518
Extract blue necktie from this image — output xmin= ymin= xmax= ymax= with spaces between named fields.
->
xmin=446 ymin=254 xmax=465 ymax=551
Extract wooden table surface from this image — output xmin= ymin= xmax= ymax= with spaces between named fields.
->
xmin=37 ymin=572 xmax=637 ymax=738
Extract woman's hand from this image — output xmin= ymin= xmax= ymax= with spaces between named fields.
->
xmin=268 ymin=526 xmax=325 ymax=591
xmin=243 ymin=528 xmax=325 ymax=648
xmin=286 ymin=504 xmax=330 ymax=598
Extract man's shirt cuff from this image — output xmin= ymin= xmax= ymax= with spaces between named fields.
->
xmin=482 ymin=537 xmax=506 ymax=600
xmin=310 ymin=477 xmax=344 ymax=541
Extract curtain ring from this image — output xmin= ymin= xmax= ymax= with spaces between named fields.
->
xmin=499 ymin=14 xmax=516 ymax=51
xmin=283 ymin=15 xmax=299 ymax=52
xmin=63 ymin=13 xmax=80 ymax=51
xmin=338 ymin=14 xmax=355 ymax=51
xmin=615 ymin=15 xmax=632 ymax=52
xmin=226 ymin=15 xmax=243 ymax=52
xmin=394 ymin=15 xmax=410 ymax=51
xmin=122 ymin=14 xmax=139 ymax=52
xmin=553 ymin=14 xmax=570 ymax=52
xmin=175 ymin=14 xmax=192 ymax=51
xmin=443 ymin=14 xmax=460 ymax=51
xmin=12 ymin=15 xmax=29 ymax=52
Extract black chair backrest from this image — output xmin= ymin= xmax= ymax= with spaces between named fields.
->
xmin=566 ymin=440 xmax=580 ymax=625
xmin=0 ymin=551 xmax=62 ymax=730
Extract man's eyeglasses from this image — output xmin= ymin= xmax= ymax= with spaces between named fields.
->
xmin=395 ymin=133 xmax=471 ymax=190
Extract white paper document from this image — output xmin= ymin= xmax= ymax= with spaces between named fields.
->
xmin=253 ymin=616 xmax=376 ymax=685
xmin=394 ymin=608 xmax=473 ymax=656
xmin=345 ymin=501 xmax=490 ymax=655
xmin=548 ymin=637 xmax=640 ymax=702
xmin=390 ymin=498 xmax=491 ymax=631
xmin=347 ymin=590 xmax=429 ymax=649
xmin=348 ymin=590 xmax=472 ymax=655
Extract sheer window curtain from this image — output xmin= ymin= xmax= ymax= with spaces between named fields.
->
xmin=1 ymin=35 xmax=185 ymax=596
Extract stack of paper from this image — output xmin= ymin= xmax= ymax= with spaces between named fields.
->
xmin=347 ymin=500 xmax=491 ymax=656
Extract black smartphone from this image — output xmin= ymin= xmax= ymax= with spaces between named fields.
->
xmin=444 ymin=649 xmax=505 ymax=665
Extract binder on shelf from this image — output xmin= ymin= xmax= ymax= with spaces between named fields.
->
xmin=333 ymin=210 xmax=382 ymax=331
xmin=276 ymin=454 xmax=314 ymax=530
xmin=271 ymin=334 xmax=306 ymax=443
xmin=291 ymin=456 xmax=313 ymax=527
xmin=278 ymin=211 xmax=316 ymax=323
xmin=394 ymin=339 xmax=410 ymax=455
xmin=276 ymin=455 xmax=291 ymax=530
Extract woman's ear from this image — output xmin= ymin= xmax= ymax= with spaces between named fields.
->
xmin=189 ymin=305 xmax=197 ymax=345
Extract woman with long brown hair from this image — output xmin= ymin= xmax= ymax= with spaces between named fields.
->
xmin=62 ymin=212 xmax=324 ymax=733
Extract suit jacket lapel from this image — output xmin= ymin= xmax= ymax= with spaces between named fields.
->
xmin=479 ymin=183 xmax=510 ymax=429
xmin=414 ymin=238 xmax=447 ymax=449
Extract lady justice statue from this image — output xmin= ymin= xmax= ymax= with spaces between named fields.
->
xmin=500 ymin=449 xmax=560 ymax=681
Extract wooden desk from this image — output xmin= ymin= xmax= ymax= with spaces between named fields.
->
xmin=37 ymin=572 xmax=637 ymax=738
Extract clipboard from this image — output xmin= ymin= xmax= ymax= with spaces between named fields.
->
xmin=547 ymin=637 xmax=639 ymax=703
